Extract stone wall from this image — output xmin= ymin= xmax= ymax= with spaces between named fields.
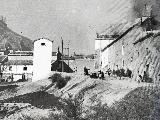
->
xmin=105 ymin=25 xmax=160 ymax=82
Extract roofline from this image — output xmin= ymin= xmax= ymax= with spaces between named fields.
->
xmin=100 ymin=17 xmax=152 ymax=52
xmin=95 ymin=38 xmax=114 ymax=40
xmin=33 ymin=37 xmax=54 ymax=43
xmin=101 ymin=25 xmax=136 ymax=52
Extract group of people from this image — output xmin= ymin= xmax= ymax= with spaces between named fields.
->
xmin=84 ymin=67 xmax=105 ymax=79
xmin=83 ymin=64 xmax=153 ymax=83
xmin=106 ymin=67 xmax=133 ymax=79
xmin=137 ymin=71 xmax=153 ymax=83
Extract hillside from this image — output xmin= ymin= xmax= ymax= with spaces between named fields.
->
xmin=0 ymin=73 xmax=159 ymax=119
xmin=0 ymin=20 xmax=33 ymax=51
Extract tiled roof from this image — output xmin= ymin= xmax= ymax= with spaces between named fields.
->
xmin=0 ymin=55 xmax=7 ymax=63
xmin=33 ymin=37 xmax=54 ymax=43
xmin=5 ymin=60 xmax=33 ymax=65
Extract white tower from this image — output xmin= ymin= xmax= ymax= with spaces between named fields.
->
xmin=33 ymin=38 xmax=53 ymax=82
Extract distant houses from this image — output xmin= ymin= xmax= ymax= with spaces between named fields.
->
xmin=3 ymin=60 xmax=33 ymax=81
xmin=0 ymin=37 xmax=96 ymax=82
xmin=0 ymin=40 xmax=58 ymax=81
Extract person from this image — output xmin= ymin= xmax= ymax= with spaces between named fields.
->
xmin=0 ymin=72 xmax=3 ymax=78
xmin=112 ymin=69 xmax=116 ymax=77
xmin=84 ymin=67 xmax=86 ymax=75
xmin=98 ymin=70 xmax=104 ymax=79
xmin=98 ymin=70 xmax=102 ymax=78
xmin=138 ymin=75 xmax=142 ymax=83
xmin=101 ymin=71 xmax=105 ymax=79
xmin=84 ymin=66 xmax=89 ymax=75
xmin=143 ymin=70 xmax=151 ymax=82
xmin=11 ymin=73 xmax=14 ymax=82
xmin=126 ymin=68 xmax=132 ymax=78
xmin=107 ymin=68 xmax=111 ymax=77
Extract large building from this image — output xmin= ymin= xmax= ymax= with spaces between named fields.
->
xmin=96 ymin=16 xmax=160 ymax=82
xmin=95 ymin=34 xmax=114 ymax=69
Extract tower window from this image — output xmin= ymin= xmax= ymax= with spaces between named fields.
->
xmin=41 ymin=43 xmax=45 ymax=46
xmin=23 ymin=67 xmax=27 ymax=71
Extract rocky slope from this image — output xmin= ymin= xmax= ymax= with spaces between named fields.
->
xmin=0 ymin=20 xmax=33 ymax=51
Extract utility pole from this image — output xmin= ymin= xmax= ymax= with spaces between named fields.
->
xmin=63 ymin=40 xmax=70 ymax=72
xmin=68 ymin=42 xmax=69 ymax=67
xmin=64 ymin=41 xmax=70 ymax=66
xmin=61 ymin=37 xmax=64 ymax=72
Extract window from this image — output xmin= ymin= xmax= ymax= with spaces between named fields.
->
xmin=23 ymin=67 xmax=27 ymax=71
xmin=41 ymin=43 xmax=45 ymax=46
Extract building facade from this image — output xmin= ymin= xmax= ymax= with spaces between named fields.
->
xmin=98 ymin=17 xmax=160 ymax=82
xmin=95 ymin=37 xmax=114 ymax=69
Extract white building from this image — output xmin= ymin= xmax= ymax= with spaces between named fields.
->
xmin=32 ymin=38 xmax=53 ymax=82
xmin=95 ymin=38 xmax=114 ymax=69
xmin=3 ymin=60 xmax=33 ymax=81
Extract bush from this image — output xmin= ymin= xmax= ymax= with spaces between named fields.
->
xmin=50 ymin=73 xmax=71 ymax=89
xmin=64 ymin=76 xmax=71 ymax=82
xmin=56 ymin=78 xmax=67 ymax=89
xmin=60 ymin=93 xmax=84 ymax=120
xmin=50 ymin=73 xmax=62 ymax=83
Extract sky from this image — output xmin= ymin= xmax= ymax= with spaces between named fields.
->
xmin=0 ymin=0 xmax=132 ymax=55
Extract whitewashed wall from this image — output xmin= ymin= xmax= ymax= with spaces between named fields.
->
xmin=95 ymin=39 xmax=114 ymax=69
xmin=3 ymin=65 xmax=32 ymax=74
xmin=3 ymin=65 xmax=33 ymax=81
xmin=33 ymin=38 xmax=53 ymax=82
xmin=95 ymin=39 xmax=113 ymax=50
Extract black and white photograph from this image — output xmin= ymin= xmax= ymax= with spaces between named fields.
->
xmin=0 ymin=0 xmax=160 ymax=119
